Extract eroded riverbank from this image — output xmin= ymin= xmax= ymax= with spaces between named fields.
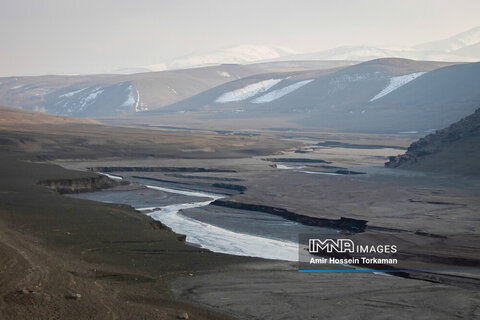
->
xmin=70 ymin=177 xmax=338 ymax=262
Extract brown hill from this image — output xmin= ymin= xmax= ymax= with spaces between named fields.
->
xmin=0 ymin=106 xmax=100 ymax=128
xmin=0 ymin=106 xmax=295 ymax=160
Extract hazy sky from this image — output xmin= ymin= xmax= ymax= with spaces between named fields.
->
xmin=1 ymin=0 xmax=479 ymax=76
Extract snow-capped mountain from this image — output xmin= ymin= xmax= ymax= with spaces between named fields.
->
xmin=117 ymin=45 xmax=299 ymax=73
xmin=270 ymin=45 xmax=477 ymax=63
xmin=262 ymin=26 xmax=480 ymax=63
xmin=414 ymin=26 xmax=480 ymax=53
xmin=272 ymin=46 xmax=398 ymax=61
xmin=114 ymin=26 xmax=480 ymax=74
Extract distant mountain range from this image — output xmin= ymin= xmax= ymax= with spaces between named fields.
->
xmin=155 ymin=58 xmax=480 ymax=133
xmin=116 ymin=45 xmax=300 ymax=73
xmin=414 ymin=26 xmax=480 ymax=53
xmin=1 ymin=57 xmax=479 ymax=133
xmin=1 ymin=26 xmax=479 ymax=134
xmin=0 ymin=65 xmax=264 ymax=117
xmin=273 ymin=26 xmax=480 ymax=63
xmin=0 ymin=61 xmax=352 ymax=117
xmin=117 ymin=26 xmax=480 ymax=73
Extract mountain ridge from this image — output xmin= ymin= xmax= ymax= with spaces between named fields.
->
xmin=115 ymin=26 xmax=480 ymax=74
xmin=154 ymin=58 xmax=478 ymax=133
xmin=116 ymin=45 xmax=300 ymax=74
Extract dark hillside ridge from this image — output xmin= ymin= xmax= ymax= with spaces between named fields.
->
xmin=212 ymin=200 xmax=368 ymax=233
xmin=385 ymin=108 xmax=480 ymax=176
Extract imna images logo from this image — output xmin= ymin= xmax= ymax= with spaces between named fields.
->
xmin=308 ymin=239 xmax=397 ymax=254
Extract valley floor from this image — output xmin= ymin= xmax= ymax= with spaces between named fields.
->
xmin=1 ymin=113 xmax=479 ymax=319
xmin=53 ymin=136 xmax=480 ymax=319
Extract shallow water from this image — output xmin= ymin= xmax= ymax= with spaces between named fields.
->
xmin=70 ymin=181 xmax=335 ymax=261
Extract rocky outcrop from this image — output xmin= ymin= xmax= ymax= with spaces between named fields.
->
xmin=38 ymin=175 xmax=125 ymax=194
xmin=90 ymin=167 xmax=236 ymax=173
xmin=149 ymin=220 xmax=186 ymax=242
xmin=131 ymin=176 xmax=246 ymax=194
xmin=316 ymin=141 xmax=406 ymax=150
xmin=385 ymin=108 xmax=480 ymax=174
xmin=263 ymin=158 xmax=331 ymax=164
xmin=166 ymin=174 xmax=246 ymax=182
xmin=334 ymin=170 xmax=366 ymax=175
xmin=211 ymin=200 xmax=367 ymax=233
xmin=211 ymin=183 xmax=246 ymax=193
xmin=385 ymin=136 xmax=434 ymax=168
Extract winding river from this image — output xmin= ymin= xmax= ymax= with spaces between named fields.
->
xmin=71 ymin=175 xmax=337 ymax=261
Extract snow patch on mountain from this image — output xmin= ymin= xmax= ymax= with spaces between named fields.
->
xmin=122 ymin=85 xmax=136 ymax=107
xmin=215 ymin=79 xmax=283 ymax=103
xmin=217 ymin=71 xmax=231 ymax=77
xmin=330 ymin=73 xmax=375 ymax=84
xmin=251 ymin=79 xmax=314 ymax=103
xmin=168 ymin=86 xmax=177 ymax=94
xmin=327 ymin=73 xmax=378 ymax=96
xmin=135 ymin=88 xmax=141 ymax=111
xmin=369 ymin=72 xmax=426 ymax=102
xmin=59 ymin=88 xmax=87 ymax=98
xmin=79 ymin=87 xmax=104 ymax=110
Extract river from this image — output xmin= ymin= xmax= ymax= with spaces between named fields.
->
xmin=70 ymin=175 xmax=337 ymax=261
